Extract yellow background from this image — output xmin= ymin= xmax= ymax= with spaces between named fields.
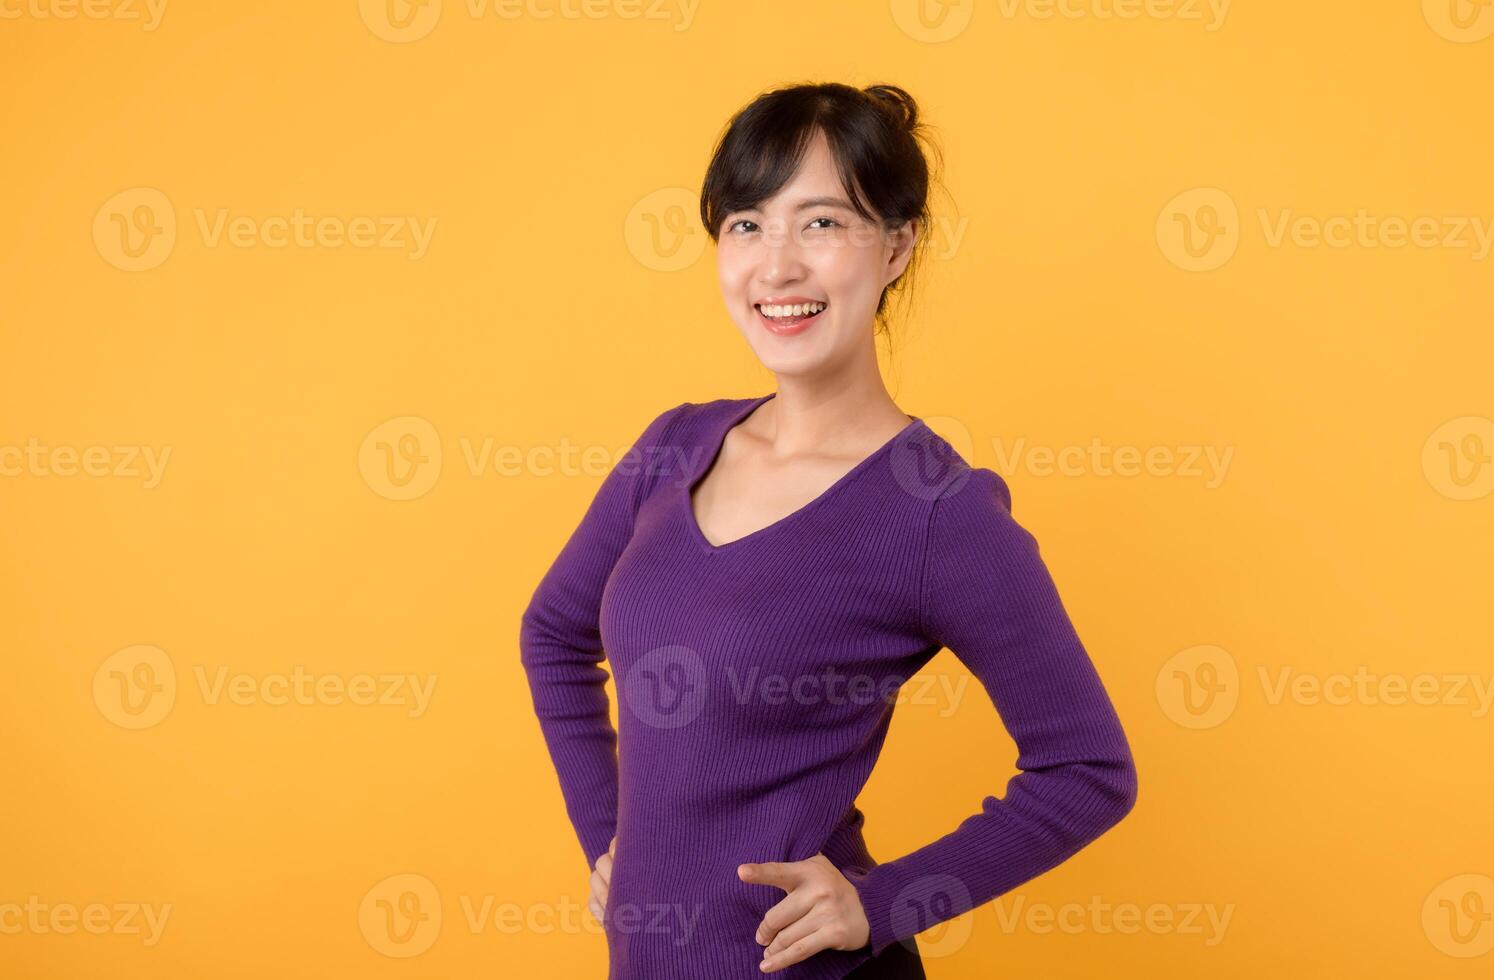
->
xmin=3 ymin=1 xmax=1492 ymax=977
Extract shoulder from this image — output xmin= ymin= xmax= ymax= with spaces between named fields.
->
xmin=625 ymin=397 xmax=726 ymax=452
xmin=892 ymin=425 xmax=1031 ymax=560
xmin=633 ymin=399 xmax=692 ymax=443
xmin=633 ymin=395 xmax=754 ymax=439
xmin=932 ymin=466 xmax=1014 ymax=523
xmin=618 ymin=396 xmax=750 ymax=491
xmin=889 ymin=422 xmax=1014 ymax=516
xmin=635 ymin=394 xmax=770 ymax=463
xmin=911 ymin=442 xmax=1058 ymax=637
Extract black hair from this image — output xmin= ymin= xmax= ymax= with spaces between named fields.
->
xmin=699 ymin=82 xmax=944 ymax=341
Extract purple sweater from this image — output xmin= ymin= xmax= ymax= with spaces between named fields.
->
xmin=519 ymin=393 xmax=1137 ymax=979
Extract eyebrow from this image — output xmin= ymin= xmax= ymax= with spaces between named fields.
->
xmin=792 ymin=196 xmax=855 ymax=211
xmin=734 ymin=196 xmax=856 ymax=215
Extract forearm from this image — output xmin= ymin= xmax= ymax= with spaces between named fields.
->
xmin=520 ymin=609 xmax=621 ymax=868
xmin=847 ymin=753 xmax=1136 ymax=954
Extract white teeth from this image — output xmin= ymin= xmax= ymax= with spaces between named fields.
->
xmin=760 ymin=301 xmax=827 ymax=318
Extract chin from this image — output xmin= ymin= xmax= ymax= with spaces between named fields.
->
xmin=749 ymin=343 xmax=839 ymax=377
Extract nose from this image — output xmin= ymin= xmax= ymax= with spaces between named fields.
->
xmin=757 ymin=216 xmax=806 ymax=285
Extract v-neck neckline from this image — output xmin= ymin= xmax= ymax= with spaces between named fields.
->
xmin=681 ymin=392 xmax=925 ymax=555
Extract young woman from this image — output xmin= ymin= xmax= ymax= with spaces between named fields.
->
xmin=520 ymin=82 xmax=1138 ymax=979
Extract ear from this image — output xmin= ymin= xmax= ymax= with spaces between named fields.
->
xmin=883 ymin=218 xmax=920 ymax=288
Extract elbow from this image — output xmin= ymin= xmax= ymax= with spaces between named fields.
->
xmin=517 ymin=602 xmax=560 ymax=674
xmin=517 ymin=606 xmax=540 ymax=670
xmin=1011 ymin=751 xmax=1138 ymax=855
xmin=1091 ymin=745 xmax=1138 ymax=836
xmin=518 ymin=599 xmax=603 ymax=676
xmin=1109 ymin=750 xmax=1138 ymax=825
xmin=1084 ymin=717 xmax=1139 ymax=832
xmin=1065 ymin=749 xmax=1139 ymax=845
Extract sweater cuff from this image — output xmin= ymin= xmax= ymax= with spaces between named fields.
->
xmin=842 ymin=865 xmax=902 ymax=958
xmin=579 ymin=821 xmax=616 ymax=871
xmin=844 ymin=862 xmax=981 ymax=958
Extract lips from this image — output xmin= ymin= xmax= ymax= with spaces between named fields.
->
xmin=754 ymin=301 xmax=827 ymax=337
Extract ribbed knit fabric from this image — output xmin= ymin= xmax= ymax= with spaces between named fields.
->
xmin=519 ymin=393 xmax=1138 ymax=979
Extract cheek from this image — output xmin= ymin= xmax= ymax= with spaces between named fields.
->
xmin=716 ymin=253 xmax=750 ymax=296
xmin=813 ymin=246 xmax=880 ymax=312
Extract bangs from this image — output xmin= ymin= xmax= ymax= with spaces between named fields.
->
xmin=700 ymin=103 xmax=885 ymax=238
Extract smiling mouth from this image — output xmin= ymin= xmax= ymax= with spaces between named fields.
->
xmin=755 ymin=302 xmax=828 ymax=333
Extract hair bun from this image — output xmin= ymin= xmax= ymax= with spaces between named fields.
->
xmin=863 ymin=84 xmax=919 ymax=133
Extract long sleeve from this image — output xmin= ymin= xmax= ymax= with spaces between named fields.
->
xmin=518 ymin=400 xmax=688 ymax=870
xmin=844 ymin=467 xmax=1139 ymax=956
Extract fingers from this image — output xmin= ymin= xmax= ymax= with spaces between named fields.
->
xmin=738 ymin=860 xmax=799 ymax=890
xmin=763 ymin=907 xmax=825 ymax=958
xmin=602 ymin=835 xmax=617 ymax=885
xmin=754 ymin=886 xmax=818 ymax=946
xmin=759 ymin=925 xmax=838 ymax=973
xmin=588 ymin=836 xmax=619 ymax=925
xmin=589 ymin=868 xmax=607 ymax=922
xmin=747 ymin=853 xmax=870 ymax=970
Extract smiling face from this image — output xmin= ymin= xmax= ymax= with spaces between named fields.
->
xmin=714 ymin=128 xmax=919 ymax=377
